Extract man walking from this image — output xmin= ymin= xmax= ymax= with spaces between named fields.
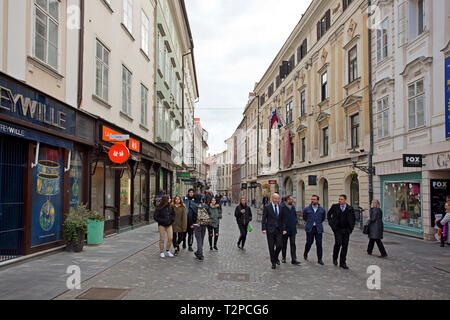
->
xmin=182 ymin=189 xmax=195 ymax=251
xmin=303 ymin=195 xmax=326 ymax=265
xmin=281 ymin=195 xmax=301 ymax=265
xmin=262 ymin=193 xmax=287 ymax=270
xmin=327 ymin=194 xmax=356 ymax=269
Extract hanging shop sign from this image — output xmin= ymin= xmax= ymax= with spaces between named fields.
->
xmin=102 ymin=125 xmax=140 ymax=153
xmin=403 ymin=154 xmax=423 ymax=168
xmin=269 ymin=180 xmax=277 ymax=185
xmin=129 ymin=137 xmax=140 ymax=152
xmin=109 ymin=144 xmax=130 ymax=164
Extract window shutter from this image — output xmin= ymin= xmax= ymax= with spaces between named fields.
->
xmin=343 ymin=0 xmax=348 ymax=11
xmin=326 ymin=10 xmax=331 ymax=31
xmin=317 ymin=21 xmax=321 ymax=40
xmin=302 ymin=39 xmax=307 ymax=58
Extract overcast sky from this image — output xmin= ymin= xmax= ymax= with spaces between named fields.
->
xmin=185 ymin=0 xmax=312 ymax=156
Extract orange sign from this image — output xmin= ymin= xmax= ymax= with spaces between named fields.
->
xmin=108 ymin=144 xmax=130 ymax=164
xmin=128 ymin=138 xmax=140 ymax=152
xmin=102 ymin=126 xmax=126 ymax=145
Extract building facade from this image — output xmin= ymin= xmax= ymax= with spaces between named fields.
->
xmin=255 ymin=0 xmax=371 ymax=216
xmin=243 ymin=92 xmax=258 ymax=206
xmin=371 ymin=0 xmax=450 ymax=240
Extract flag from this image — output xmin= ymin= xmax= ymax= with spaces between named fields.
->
xmin=270 ymin=109 xmax=283 ymax=129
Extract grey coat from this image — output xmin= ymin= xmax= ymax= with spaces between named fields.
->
xmin=367 ymin=208 xmax=384 ymax=240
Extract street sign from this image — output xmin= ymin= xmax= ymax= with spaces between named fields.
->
xmin=177 ymin=172 xmax=191 ymax=179
xmin=109 ymin=134 xmax=130 ymax=141
xmin=403 ymin=154 xmax=423 ymax=167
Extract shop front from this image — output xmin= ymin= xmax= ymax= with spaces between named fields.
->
xmin=0 ymin=72 xmax=95 ymax=260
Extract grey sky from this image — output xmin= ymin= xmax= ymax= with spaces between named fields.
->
xmin=185 ymin=0 xmax=313 ymax=155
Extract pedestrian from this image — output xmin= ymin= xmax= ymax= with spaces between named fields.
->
xmin=263 ymin=195 xmax=269 ymax=207
xmin=327 ymin=194 xmax=356 ymax=269
xmin=436 ymin=200 xmax=450 ymax=247
xmin=262 ymin=193 xmax=287 ymax=270
xmin=366 ymin=199 xmax=388 ymax=257
xmin=437 ymin=196 xmax=450 ymax=247
xmin=208 ymin=197 xmax=222 ymax=251
xmin=303 ymin=195 xmax=326 ymax=265
xmin=235 ymin=197 xmax=253 ymax=250
xmin=228 ymin=195 xmax=231 ymax=207
xmin=182 ymin=189 xmax=195 ymax=251
xmin=153 ymin=195 xmax=176 ymax=258
xmin=191 ymin=193 xmax=211 ymax=261
xmin=171 ymin=195 xmax=187 ymax=256
xmin=280 ymin=195 xmax=301 ymax=265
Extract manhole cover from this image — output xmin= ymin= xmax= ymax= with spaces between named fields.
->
xmin=384 ymin=242 xmax=401 ymax=245
xmin=76 ymin=287 xmax=130 ymax=300
xmin=218 ymin=273 xmax=251 ymax=282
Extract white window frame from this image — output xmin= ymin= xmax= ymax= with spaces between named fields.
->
xmin=140 ymin=84 xmax=148 ymax=127
xmin=122 ymin=65 xmax=132 ymax=116
xmin=376 ymin=96 xmax=390 ymax=138
xmin=408 ymin=78 xmax=425 ymax=130
xmin=123 ymin=0 xmax=133 ymax=34
xmin=141 ymin=10 xmax=149 ymax=56
xmin=300 ymin=89 xmax=306 ymax=117
xmin=348 ymin=45 xmax=358 ymax=84
xmin=95 ymin=39 xmax=110 ymax=102
xmin=377 ymin=19 xmax=389 ymax=62
xmin=33 ymin=0 xmax=60 ymax=70
xmin=321 ymin=71 xmax=328 ymax=102
xmin=285 ymin=101 xmax=293 ymax=124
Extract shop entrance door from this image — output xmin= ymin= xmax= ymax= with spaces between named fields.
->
xmin=0 ymin=136 xmax=26 ymax=261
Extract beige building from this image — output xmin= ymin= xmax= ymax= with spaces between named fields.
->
xmin=255 ymin=0 xmax=371 ymax=215
xmin=243 ymin=92 xmax=259 ymax=206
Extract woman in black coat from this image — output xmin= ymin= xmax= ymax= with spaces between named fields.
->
xmin=235 ymin=197 xmax=252 ymax=250
xmin=366 ymin=200 xmax=387 ymax=257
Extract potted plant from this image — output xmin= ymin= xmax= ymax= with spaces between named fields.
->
xmin=87 ymin=212 xmax=105 ymax=245
xmin=63 ymin=204 xmax=89 ymax=252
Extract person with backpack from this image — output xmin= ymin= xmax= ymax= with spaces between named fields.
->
xmin=153 ymin=195 xmax=176 ymax=258
xmin=208 ymin=197 xmax=222 ymax=251
xmin=191 ymin=193 xmax=211 ymax=261
xmin=235 ymin=197 xmax=252 ymax=250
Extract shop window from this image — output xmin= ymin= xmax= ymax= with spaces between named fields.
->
xmin=383 ymin=182 xmax=422 ymax=230
xmin=105 ymin=165 xmax=115 ymax=221
xmin=69 ymin=150 xmax=84 ymax=210
xmin=133 ymin=168 xmax=148 ymax=217
xmin=91 ymin=162 xmax=105 ymax=216
xmin=120 ymin=169 xmax=131 ymax=216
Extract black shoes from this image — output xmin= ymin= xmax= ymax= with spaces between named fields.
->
xmin=276 ymin=260 xmax=280 ymax=265
xmin=214 ymin=246 xmax=218 ymax=251
xmin=271 ymin=264 xmax=276 ymax=270
xmin=188 ymin=246 xmax=193 ymax=252
xmin=291 ymin=260 xmax=301 ymax=266
xmin=333 ymin=259 xmax=338 ymax=266
xmin=182 ymin=243 xmax=187 ymax=249
xmin=380 ymin=254 xmax=388 ymax=258
xmin=281 ymin=259 xmax=286 ymax=264
xmin=210 ymin=247 xmax=214 ymax=251
xmin=367 ymin=251 xmax=372 ymax=255
xmin=318 ymin=260 xmax=324 ymax=265
xmin=237 ymin=242 xmax=241 ymax=249
xmin=340 ymin=264 xmax=349 ymax=270
xmin=440 ymin=243 xmax=445 ymax=247
xmin=303 ymin=253 xmax=308 ymax=261
xmin=174 ymin=249 xmax=179 ymax=256
xmin=194 ymin=252 xmax=204 ymax=261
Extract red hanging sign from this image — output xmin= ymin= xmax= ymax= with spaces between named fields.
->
xmin=108 ymin=144 xmax=130 ymax=164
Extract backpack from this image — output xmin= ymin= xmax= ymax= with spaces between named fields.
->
xmin=197 ymin=207 xmax=211 ymax=226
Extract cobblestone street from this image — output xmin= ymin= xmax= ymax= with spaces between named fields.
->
xmin=53 ymin=205 xmax=450 ymax=300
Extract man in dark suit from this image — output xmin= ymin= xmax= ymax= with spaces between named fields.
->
xmin=281 ymin=195 xmax=301 ymax=265
xmin=327 ymin=194 xmax=356 ymax=269
xmin=262 ymin=193 xmax=287 ymax=270
xmin=303 ymin=195 xmax=326 ymax=265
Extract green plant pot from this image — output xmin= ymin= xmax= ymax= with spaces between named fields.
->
xmin=87 ymin=219 xmax=105 ymax=245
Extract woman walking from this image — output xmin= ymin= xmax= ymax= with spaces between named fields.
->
xmin=171 ymin=196 xmax=187 ymax=256
xmin=208 ymin=197 xmax=222 ymax=251
xmin=235 ymin=197 xmax=252 ymax=250
xmin=436 ymin=201 xmax=450 ymax=247
xmin=366 ymin=199 xmax=387 ymax=258
xmin=154 ymin=195 xmax=176 ymax=258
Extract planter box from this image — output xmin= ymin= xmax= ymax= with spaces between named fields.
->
xmin=65 ymin=230 xmax=85 ymax=252
xmin=87 ymin=219 xmax=105 ymax=245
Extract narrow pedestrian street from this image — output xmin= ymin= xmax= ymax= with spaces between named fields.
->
xmin=26 ymin=205 xmax=448 ymax=300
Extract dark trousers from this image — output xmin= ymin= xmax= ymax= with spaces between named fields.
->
xmin=182 ymin=227 xmax=194 ymax=248
xmin=208 ymin=226 xmax=219 ymax=248
xmin=281 ymin=233 xmax=297 ymax=261
xmin=194 ymin=225 xmax=207 ymax=258
xmin=333 ymin=229 xmax=350 ymax=265
xmin=172 ymin=232 xmax=184 ymax=250
xmin=304 ymin=226 xmax=323 ymax=260
xmin=267 ymin=230 xmax=283 ymax=264
xmin=237 ymin=223 xmax=248 ymax=248
xmin=367 ymin=238 xmax=387 ymax=256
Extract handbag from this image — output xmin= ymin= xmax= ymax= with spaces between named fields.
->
xmin=363 ymin=224 xmax=369 ymax=235
xmin=247 ymin=224 xmax=253 ymax=232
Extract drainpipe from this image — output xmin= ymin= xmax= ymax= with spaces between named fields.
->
xmin=368 ymin=0 xmax=374 ymax=207
xmin=77 ymin=0 xmax=85 ymax=109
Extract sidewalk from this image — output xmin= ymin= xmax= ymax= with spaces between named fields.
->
xmin=0 ymin=222 xmax=160 ymax=300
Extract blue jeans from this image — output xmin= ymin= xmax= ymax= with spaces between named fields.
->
xmin=304 ymin=226 xmax=323 ymax=260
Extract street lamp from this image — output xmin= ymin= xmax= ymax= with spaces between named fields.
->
xmin=349 ymin=149 xmax=376 ymax=176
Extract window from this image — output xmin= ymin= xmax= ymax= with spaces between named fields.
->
xmin=286 ymin=101 xmax=293 ymax=125
xmin=322 ymin=127 xmax=329 ymax=156
xmin=123 ymin=0 xmax=133 ymax=34
xmin=95 ymin=40 xmax=109 ymax=101
xmin=141 ymin=11 xmax=149 ymax=56
xmin=34 ymin=0 xmax=59 ymax=69
xmin=377 ymin=96 xmax=389 ymax=138
xmin=300 ymin=90 xmax=306 ymax=117
xmin=408 ymin=0 xmax=425 ymax=40
xmin=288 ymin=54 xmax=295 ymax=74
xmin=276 ymin=75 xmax=281 ymax=89
xmin=157 ymin=31 xmax=163 ymax=72
xmin=343 ymin=0 xmax=354 ymax=11
xmin=122 ymin=65 xmax=132 ymax=115
xmin=290 ymin=141 xmax=294 ymax=166
xmin=321 ymin=71 xmax=328 ymax=102
xmin=317 ymin=9 xmax=331 ymax=41
xmin=351 ymin=114 xmax=359 ymax=148
xmin=268 ymin=83 xmax=274 ymax=98
xmin=377 ymin=19 xmax=389 ymax=62
xmin=297 ymin=39 xmax=307 ymax=63
xmin=164 ymin=48 xmax=169 ymax=82
xmin=408 ymin=79 xmax=425 ymax=129
xmin=141 ymin=84 xmax=148 ymax=126
xmin=418 ymin=0 xmax=424 ymax=35
xmin=157 ymin=98 xmax=163 ymax=138
xmin=348 ymin=45 xmax=358 ymax=83
xmin=300 ymin=137 xmax=306 ymax=162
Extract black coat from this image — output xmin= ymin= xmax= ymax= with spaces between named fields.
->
xmin=261 ymin=203 xmax=286 ymax=234
xmin=281 ymin=203 xmax=298 ymax=235
xmin=154 ymin=205 xmax=175 ymax=227
xmin=367 ymin=208 xmax=384 ymax=240
xmin=235 ymin=204 xmax=252 ymax=226
xmin=327 ymin=203 xmax=356 ymax=234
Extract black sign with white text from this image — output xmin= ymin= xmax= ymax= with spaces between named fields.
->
xmin=403 ymin=154 xmax=423 ymax=167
